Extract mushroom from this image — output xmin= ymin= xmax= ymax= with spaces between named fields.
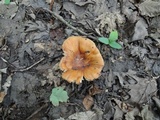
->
xmin=59 ymin=36 xmax=104 ymax=84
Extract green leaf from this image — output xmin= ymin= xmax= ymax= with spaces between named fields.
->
xmin=50 ymin=87 xmax=69 ymax=106
xmin=4 ymin=0 xmax=10 ymax=4
xmin=98 ymin=37 xmax=109 ymax=44
xmin=109 ymin=42 xmax=122 ymax=49
xmin=50 ymin=95 xmax=59 ymax=106
xmin=109 ymin=30 xmax=118 ymax=42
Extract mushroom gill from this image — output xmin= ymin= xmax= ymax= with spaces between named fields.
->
xmin=59 ymin=36 xmax=104 ymax=84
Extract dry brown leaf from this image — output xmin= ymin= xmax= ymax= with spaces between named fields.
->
xmin=112 ymin=98 xmax=133 ymax=112
xmin=83 ymin=95 xmax=94 ymax=110
xmin=0 ymin=92 xmax=5 ymax=103
xmin=89 ymin=85 xmax=102 ymax=96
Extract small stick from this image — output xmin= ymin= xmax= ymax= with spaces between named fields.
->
xmin=43 ymin=8 xmax=98 ymax=41
xmin=0 ymin=57 xmax=15 ymax=68
xmin=13 ymin=57 xmax=45 ymax=72
xmin=26 ymin=103 xmax=48 ymax=120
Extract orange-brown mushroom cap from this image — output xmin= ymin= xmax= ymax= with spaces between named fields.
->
xmin=59 ymin=36 xmax=104 ymax=84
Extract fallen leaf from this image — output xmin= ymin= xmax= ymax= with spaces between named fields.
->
xmin=63 ymin=1 xmax=87 ymax=19
xmin=34 ymin=43 xmax=45 ymax=52
xmin=2 ymin=75 xmax=12 ymax=94
xmin=88 ymin=0 xmax=113 ymax=16
xmin=114 ymin=106 xmax=123 ymax=120
xmin=68 ymin=111 xmax=97 ymax=120
xmin=55 ymin=117 xmax=65 ymax=120
xmin=101 ymin=101 xmax=114 ymax=119
xmin=0 ymin=67 xmax=8 ymax=100
xmin=152 ymin=61 xmax=160 ymax=76
xmin=0 ymin=92 xmax=5 ymax=103
xmin=130 ymin=46 xmax=147 ymax=59
xmin=123 ymin=1 xmax=138 ymax=23
xmin=0 ymin=35 xmax=5 ymax=48
xmin=89 ymin=85 xmax=102 ymax=96
xmin=83 ymin=95 xmax=94 ymax=110
xmin=20 ymin=0 xmax=48 ymax=8
xmin=50 ymin=27 xmax=64 ymax=41
xmin=132 ymin=18 xmax=148 ymax=41
xmin=10 ymin=73 xmax=39 ymax=106
xmin=24 ymin=21 xmax=48 ymax=32
xmin=125 ymin=107 xmax=140 ymax=120
xmin=47 ymin=69 xmax=60 ymax=85
xmin=96 ymin=11 xmax=124 ymax=32
xmin=152 ymin=97 xmax=160 ymax=110
xmin=112 ymin=98 xmax=132 ymax=112
xmin=139 ymin=105 xmax=155 ymax=120
xmin=1 ymin=74 xmax=12 ymax=103
xmin=46 ymin=0 xmax=52 ymax=4
xmin=28 ymin=13 xmax=36 ymax=20
xmin=0 ymin=3 xmax=18 ymax=19
xmin=138 ymin=0 xmax=160 ymax=17
xmin=150 ymin=31 xmax=160 ymax=45
xmin=74 ymin=0 xmax=94 ymax=6
xmin=0 ymin=68 xmax=7 ymax=73
xmin=18 ymin=40 xmax=34 ymax=63
xmin=0 ymin=18 xmax=22 ymax=49
xmin=114 ymin=70 xmax=157 ymax=104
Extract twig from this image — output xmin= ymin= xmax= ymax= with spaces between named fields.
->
xmin=0 ymin=57 xmax=15 ymax=68
xmin=13 ymin=57 xmax=45 ymax=72
xmin=26 ymin=103 xmax=48 ymax=120
xmin=43 ymin=8 xmax=98 ymax=41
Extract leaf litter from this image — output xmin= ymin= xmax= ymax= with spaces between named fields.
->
xmin=0 ymin=0 xmax=160 ymax=119
xmin=138 ymin=0 xmax=160 ymax=17
xmin=114 ymin=70 xmax=157 ymax=103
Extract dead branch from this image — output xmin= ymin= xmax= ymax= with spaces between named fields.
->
xmin=43 ymin=8 xmax=98 ymax=41
xmin=13 ymin=57 xmax=45 ymax=72
xmin=26 ymin=103 xmax=48 ymax=120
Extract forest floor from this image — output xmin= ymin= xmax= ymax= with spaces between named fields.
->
xmin=0 ymin=0 xmax=160 ymax=120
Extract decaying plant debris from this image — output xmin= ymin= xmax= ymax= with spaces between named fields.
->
xmin=0 ymin=0 xmax=160 ymax=120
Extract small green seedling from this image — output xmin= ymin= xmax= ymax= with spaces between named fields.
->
xmin=4 ymin=0 xmax=10 ymax=4
xmin=98 ymin=30 xmax=122 ymax=49
xmin=50 ymin=87 xmax=69 ymax=106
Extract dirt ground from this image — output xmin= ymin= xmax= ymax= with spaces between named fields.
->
xmin=0 ymin=0 xmax=160 ymax=120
